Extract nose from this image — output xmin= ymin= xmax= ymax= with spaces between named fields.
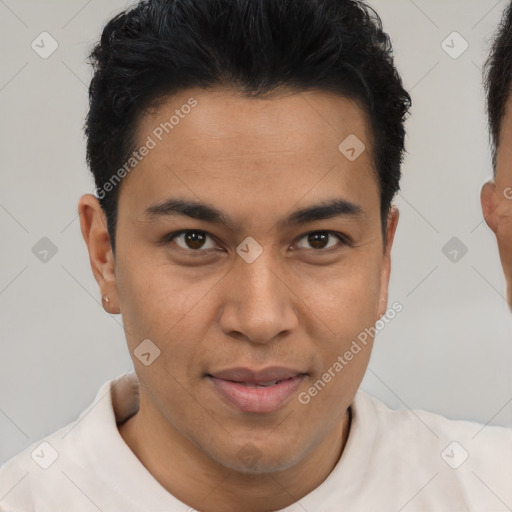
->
xmin=218 ymin=250 xmax=299 ymax=345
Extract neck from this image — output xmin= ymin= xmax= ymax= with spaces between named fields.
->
xmin=118 ymin=394 xmax=351 ymax=512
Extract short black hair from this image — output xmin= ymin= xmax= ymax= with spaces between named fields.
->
xmin=85 ymin=0 xmax=411 ymax=254
xmin=484 ymin=1 xmax=512 ymax=170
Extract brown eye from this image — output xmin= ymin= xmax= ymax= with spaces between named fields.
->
xmin=168 ymin=230 xmax=218 ymax=252
xmin=295 ymin=231 xmax=346 ymax=251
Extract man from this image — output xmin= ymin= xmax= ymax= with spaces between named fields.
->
xmin=482 ymin=1 xmax=512 ymax=309
xmin=1 ymin=1 xmax=511 ymax=511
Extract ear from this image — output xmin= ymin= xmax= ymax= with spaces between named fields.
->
xmin=481 ymin=180 xmax=499 ymax=233
xmin=378 ymin=206 xmax=399 ymax=318
xmin=78 ymin=194 xmax=120 ymax=314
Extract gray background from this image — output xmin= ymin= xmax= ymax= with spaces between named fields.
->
xmin=1 ymin=0 xmax=511 ymax=465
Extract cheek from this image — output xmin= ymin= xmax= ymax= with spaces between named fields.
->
xmin=298 ymin=254 xmax=383 ymax=326
xmin=115 ymin=251 xmax=204 ymax=347
xmin=115 ymin=253 xmax=229 ymax=382
xmin=299 ymin=256 xmax=382 ymax=383
xmin=300 ymin=267 xmax=380 ymax=415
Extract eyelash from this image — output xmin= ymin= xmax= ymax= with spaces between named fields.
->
xmin=160 ymin=229 xmax=352 ymax=257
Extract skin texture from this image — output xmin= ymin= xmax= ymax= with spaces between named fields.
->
xmin=78 ymin=87 xmax=399 ymax=512
xmin=481 ymin=96 xmax=512 ymax=309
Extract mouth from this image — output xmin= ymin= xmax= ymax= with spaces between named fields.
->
xmin=206 ymin=366 xmax=308 ymax=413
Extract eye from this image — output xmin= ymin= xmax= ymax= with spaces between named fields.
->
xmin=162 ymin=230 xmax=220 ymax=255
xmin=160 ymin=229 xmax=351 ymax=257
xmin=294 ymin=231 xmax=350 ymax=251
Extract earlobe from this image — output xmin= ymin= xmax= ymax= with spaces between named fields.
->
xmin=481 ymin=180 xmax=499 ymax=233
xmin=78 ymin=194 xmax=120 ymax=313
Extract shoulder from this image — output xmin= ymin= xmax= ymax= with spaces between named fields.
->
xmin=348 ymin=389 xmax=512 ymax=509
xmin=0 ymin=422 xmax=76 ymax=511
xmin=0 ymin=372 xmax=134 ymax=512
xmin=355 ymin=388 xmax=512 ymax=459
xmin=357 ymin=388 xmax=512 ymax=444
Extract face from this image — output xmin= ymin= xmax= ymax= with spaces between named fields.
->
xmin=482 ymin=95 xmax=512 ymax=308
xmin=79 ymin=87 xmax=398 ymax=474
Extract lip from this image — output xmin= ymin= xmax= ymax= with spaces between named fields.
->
xmin=206 ymin=366 xmax=308 ymax=413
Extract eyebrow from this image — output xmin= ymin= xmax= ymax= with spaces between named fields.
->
xmin=143 ymin=196 xmax=365 ymax=231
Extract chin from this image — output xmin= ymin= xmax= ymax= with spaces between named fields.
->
xmin=210 ymin=441 xmax=304 ymax=475
xmin=231 ymin=456 xmax=300 ymax=476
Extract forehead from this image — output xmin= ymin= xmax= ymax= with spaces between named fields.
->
xmin=118 ymin=87 xmax=379 ymax=226
xmin=135 ymin=88 xmax=372 ymax=161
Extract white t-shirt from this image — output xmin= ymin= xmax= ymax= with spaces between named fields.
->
xmin=1 ymin=370 xmax=511 ymax=511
